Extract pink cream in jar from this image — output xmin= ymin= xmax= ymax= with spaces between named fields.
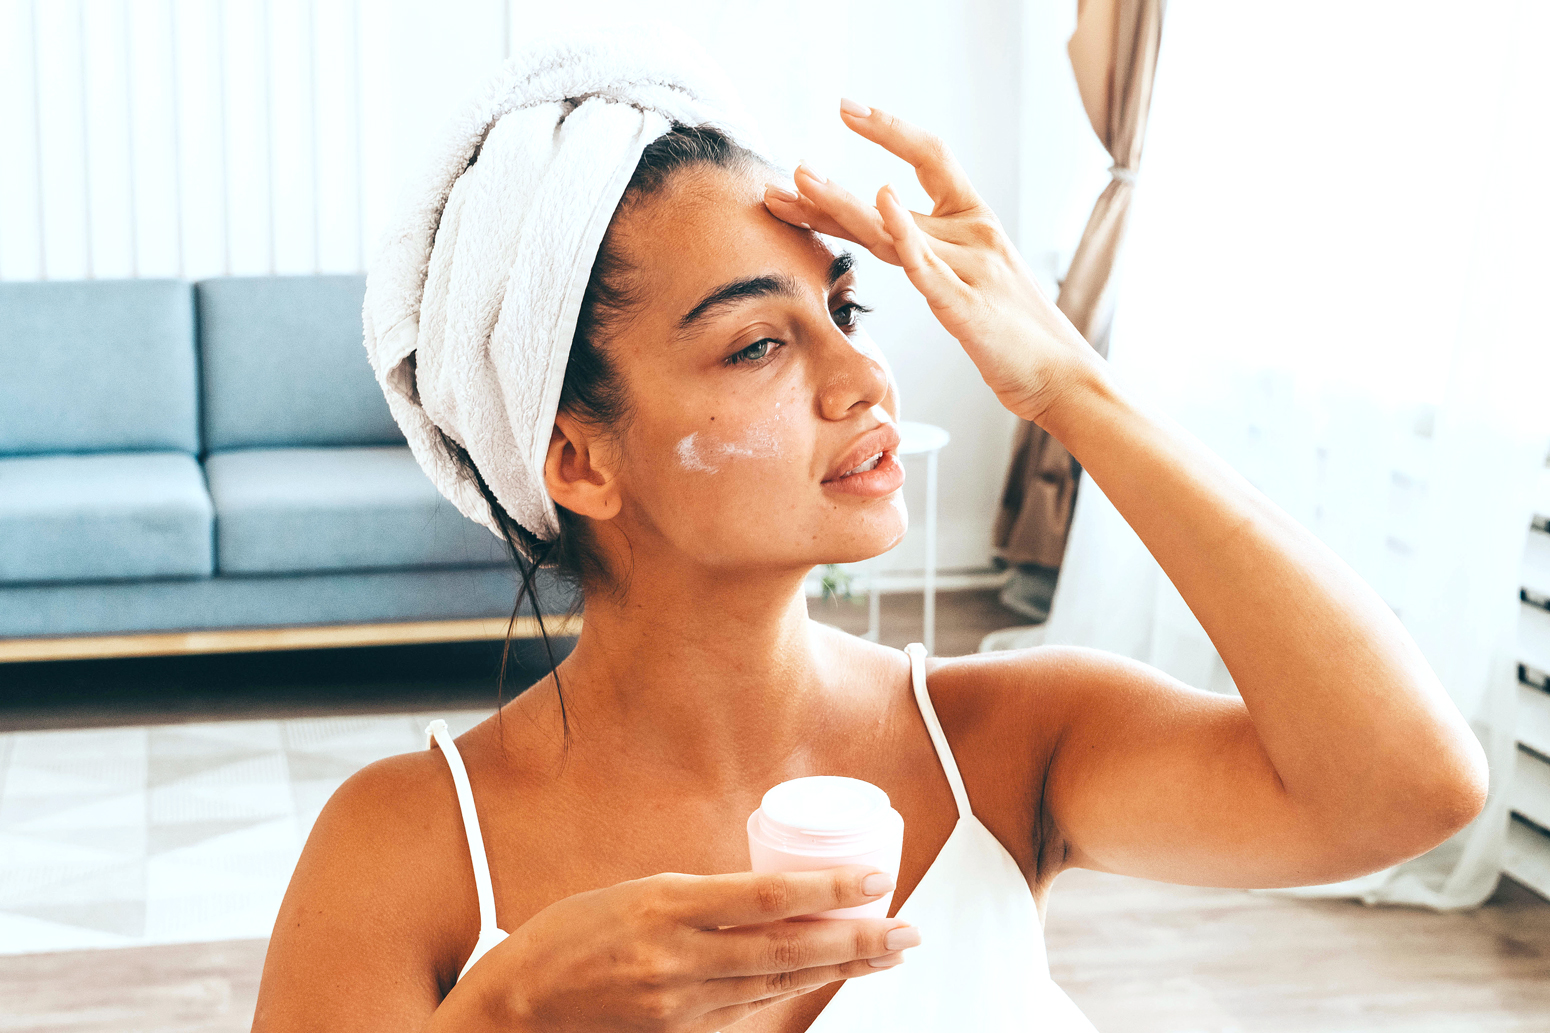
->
xmin=746 ymin=775 xmax=905 ymax=920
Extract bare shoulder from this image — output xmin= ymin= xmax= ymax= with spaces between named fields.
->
xmin=253 ymin=735 xmax=487 ymax=1031
xmin=925 ymin=643 xmax=1207 ymax=727
xmin=919 ymin=645 xmax=1213 ymax=881
xmin=921 ymin=644 xmax=1114 ymax=730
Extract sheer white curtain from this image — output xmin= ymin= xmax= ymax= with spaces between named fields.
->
xmin=1043 ymin=0 xmax=1550 ymax=908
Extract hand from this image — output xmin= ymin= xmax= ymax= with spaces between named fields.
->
xmin=763 ymin=101 xmax=1105 ymax=426
xmin=460 ymin=865 xmax=920 ymax=1032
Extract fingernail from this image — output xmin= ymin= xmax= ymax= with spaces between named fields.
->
xmin=799 ymin=222 xmax=812 ymax=230
xmin=840 ymin=97 xmax=871 ymax=118
xmin=766 ymin=184 xmax=799 ymax=203
xmin=797 ymin=161 xmax=827 ymax=185
xmin=884 ymin=925 xmax=921 ymax=951
xmin=867 ymin=951 xmax=905 ymax=969
xmin=861 ymin=872 xmax=895 ymax=896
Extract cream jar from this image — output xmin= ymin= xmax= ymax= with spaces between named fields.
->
xmin=746 ymin=775 xmax=905 ymax=919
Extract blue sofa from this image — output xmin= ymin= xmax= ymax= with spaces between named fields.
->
xmin=0 ymin=275 xmax=572 ymax=643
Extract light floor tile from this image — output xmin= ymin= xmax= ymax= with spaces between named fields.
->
xmin=149 ymin=776 xmax=293 ymax=825
xmin=11 ymin=823 xmax=147 ymax=858
xmin=0 ymin=708 xmax=488 ymax=955
xmin=156 ymin=720 xmax=284 ymax=752
xmin=2 ymin=757 xmax=147 ymax=798
xmin=0 ymin=856 xmax=145 ymax=922
xmin=9 ymin=726 xmax=148 ymax=761
xmin=143 ymin=889 xmax=290 ymax=943
xmin=3 ymin=790 xmax=146 ymax=832
xmin=0 ymin=835 xmax=142 ymax=908
xmin=0 ymin=910 xmax=135 ymax=955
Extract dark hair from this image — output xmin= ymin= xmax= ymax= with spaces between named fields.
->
xmin=432 ymin=122 xmax=770 ymax=737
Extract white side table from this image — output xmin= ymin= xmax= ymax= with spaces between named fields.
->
xmin=865 ymin=420 xmax=951 ymax=654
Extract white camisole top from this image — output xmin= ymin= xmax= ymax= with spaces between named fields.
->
xmin=426 ymin=642 xmax=1099 ymax=1031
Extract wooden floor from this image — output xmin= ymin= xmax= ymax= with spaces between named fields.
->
xmin=1044 ymin=868 xmax=1550 ymax=1033
xmin=2 ymin=589 xmax=1547 ymax=1030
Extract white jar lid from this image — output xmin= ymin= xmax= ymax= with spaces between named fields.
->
xmin=760 ymin=775 xmax=892 ymax=833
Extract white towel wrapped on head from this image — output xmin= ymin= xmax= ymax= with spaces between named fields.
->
xmin=363 ymin=26 xmax=765 ymax=557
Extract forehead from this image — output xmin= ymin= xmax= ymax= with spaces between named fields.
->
xmin=615 ymin=165 xmax=840 ymax=322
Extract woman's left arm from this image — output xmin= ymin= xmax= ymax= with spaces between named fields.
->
xmin=765 ymin=103 xmax=1488 ymax=888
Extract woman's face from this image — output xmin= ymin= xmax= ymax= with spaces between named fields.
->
xmin=587 ymin=163 xmax=908 ymax=574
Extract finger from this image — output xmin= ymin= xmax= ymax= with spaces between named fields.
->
xmin=668 ymin=866 xmax=894 ymax=928
xmin=789 ymin=165 xmax=899 ymax=262
xmin=702 ymin=916 xmax=916 ymax=978
xmin=763 ymin=186 xmax=900 ymax=263
xmin=876 ymin=183 xmax=971 ymax=312
xmin=704 ymin=950 xmax=911 ymax=1010
xmin=698 ymin=985 xmax=816 ymax=1031
xmin=839 ymin=100 xmax=982 ymax=216
xmin=785 ymin=168 xmax=967 ymax=269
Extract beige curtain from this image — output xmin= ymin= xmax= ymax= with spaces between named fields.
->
xmin=993 ymin=0 xmax=1166 ymax=570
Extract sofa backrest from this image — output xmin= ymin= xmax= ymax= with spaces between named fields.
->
xmin=0 ymin=279 xmax=199 ymax=455
xmin=197 ymin=275 xmax=403 ymax=452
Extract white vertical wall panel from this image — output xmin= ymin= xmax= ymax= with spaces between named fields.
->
xmin=313 ymin=0 xmax=362 ymax=272
xmin=0 ymin=0 xmax=385 ymax=282
xmin=173 ymin=0 xmax=230 ymax=278
xmin=126 ymin=0 xmax=182 ymax=277
xmin=0 ymin=0 xmax=44 ymax=280
xmin=221 ymin=0 xmax=274 ymax=275
xmin=268 ymin=0 xmax=318 ymax=274
xmin=82 ymin=0 xmax=137 ymax=278
xmin=34 ymin=0 xmax=92 ymax=279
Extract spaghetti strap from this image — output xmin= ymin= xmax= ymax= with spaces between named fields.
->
xmin=904 ymin=642 xmax=973 ymax=820
xmin=426 ymin=719 xmax=509 ymax=981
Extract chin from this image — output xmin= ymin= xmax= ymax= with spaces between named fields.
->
xmin=817 ymin=496 xmax=909 ymax=564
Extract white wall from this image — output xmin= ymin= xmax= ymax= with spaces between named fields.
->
xmin=0 ymin=0 xmax=1105 ymax=574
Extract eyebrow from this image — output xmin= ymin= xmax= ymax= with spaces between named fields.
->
xmin=675 ymin=251 xmax=856 ymax=338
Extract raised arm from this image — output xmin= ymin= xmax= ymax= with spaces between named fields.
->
xmin=763 ymin=101 xmax=1488 ymax=887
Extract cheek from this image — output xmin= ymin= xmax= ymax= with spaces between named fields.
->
xmin=670 ymin=407 xmax=802 ymax=477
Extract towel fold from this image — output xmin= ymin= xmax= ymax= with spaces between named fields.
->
xmin=363 ymin=26 xmax=763 ymax=555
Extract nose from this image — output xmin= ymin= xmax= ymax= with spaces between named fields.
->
xmin=816 ymin=323 xmax=891 ymax=422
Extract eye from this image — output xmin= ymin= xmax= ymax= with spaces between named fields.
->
xmin=726 ymin=338 xmax=782 ymax=366
xmin=832 ymin=300 xmax=874 ymax=332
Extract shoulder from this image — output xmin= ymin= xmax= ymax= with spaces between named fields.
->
xmin=254 ymin=737 xmax=487 ymax=1028
xmin=916 ymin=645 xmax=1166 ymax=880
xmin=305 ymin=741 xmax=485 ymax=956
xmin=923 ymin=643 xmax=1176 ymax=727
xmin=921 ymin=644 xmax=1111 ymax=726
xmin=308 ymin=745 xmax=473 ymax=876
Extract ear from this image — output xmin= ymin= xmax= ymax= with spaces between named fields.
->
xmin=543 ymin=413 xmax=622 ymax=521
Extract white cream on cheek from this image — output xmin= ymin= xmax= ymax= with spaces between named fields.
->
xmin=673 ymin=408 xmax=793 ymax=475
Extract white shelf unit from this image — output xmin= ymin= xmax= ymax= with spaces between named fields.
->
xmin=1506 ymin=465 xmax=1550 ymax=899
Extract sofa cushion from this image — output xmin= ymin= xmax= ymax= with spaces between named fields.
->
xmin=0 ymin=566 xmax=579 ymax=638
xmin=0 ymin=279 xmax=198 ymax=455
xmin=0 ymin=452 xmax=214 ymax=584
xmin=205 ymin=447 xmax=508 ymax=575
xmin=197 ymin=275 xmax=404 ymax=451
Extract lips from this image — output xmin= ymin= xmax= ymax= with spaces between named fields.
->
xmin=823 ymin=449 xmax=905 ymax=498
xmin=823 ymin=422 xmax=903 ymax=487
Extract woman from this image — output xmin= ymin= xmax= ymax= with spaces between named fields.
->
xmin=253 ymin=35 xmax=1487 ymax=1033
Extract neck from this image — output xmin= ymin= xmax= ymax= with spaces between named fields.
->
xmin=536 ymin=561 xmax=852 ymax=786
